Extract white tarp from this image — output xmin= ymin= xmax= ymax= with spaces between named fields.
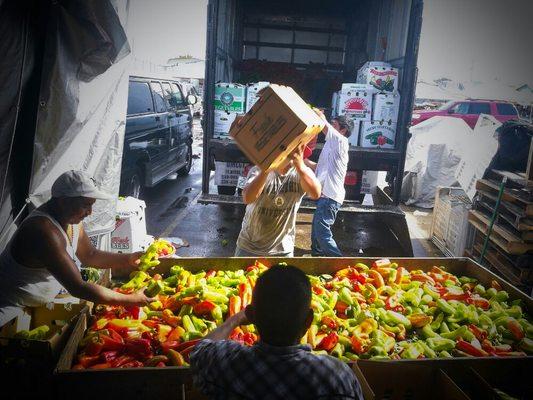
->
xmin=29 ymin=0 xmax=131 ymax=236
xmin=401 ymin=116 xmax=473 ymax=208
xmin=455 ymin=114 xmax=501 ymax=200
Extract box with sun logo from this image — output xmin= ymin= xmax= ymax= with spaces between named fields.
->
xmin=214 ymin=83 xmax=246 ymax=113
xmin=359 ymin=120 xmax=397 ymax=149
xmin=338 ymin=83 xmax=374 ymax=120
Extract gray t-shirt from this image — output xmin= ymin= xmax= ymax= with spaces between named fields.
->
xmin=237 ymin=166 xmax=305 ymax=255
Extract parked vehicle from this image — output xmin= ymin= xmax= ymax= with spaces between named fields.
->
xmin=411 ymin=100 xmax=519 ymax=128
xmin=202 ymin=0 xmax=423 ymax=205
xmin=119 ymin=76 xmax=197 ymax=198
xmin=181 ymin=82 xmax=203 ymax=116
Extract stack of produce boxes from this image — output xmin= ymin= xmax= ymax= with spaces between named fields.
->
xmin=213 ymin=83 xmax=246 ymax=139
xmin=357 ymin=61 xmax=400 ymax=149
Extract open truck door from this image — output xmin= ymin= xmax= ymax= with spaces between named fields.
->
xmin=200 ymin=0 xmax=424 ymax=257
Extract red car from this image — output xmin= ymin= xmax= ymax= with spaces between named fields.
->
xmin=411 ymin=100 xmax=519 ymax=128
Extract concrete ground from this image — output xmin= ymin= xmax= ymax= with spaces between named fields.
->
xmin=143 ymin=117 xmax=443 ymax=258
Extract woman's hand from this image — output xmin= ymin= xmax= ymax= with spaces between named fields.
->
xmin=127 ymin=251 xmax=144 ymax=269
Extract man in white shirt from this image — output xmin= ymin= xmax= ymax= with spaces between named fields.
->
xmin=305 ymin=112 xmax=352 ymax=256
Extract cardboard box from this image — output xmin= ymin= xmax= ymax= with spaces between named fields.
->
xmin=110 ymin=196 xmax=151 ymax=253
xmin=0 ymin=303 xmax=86 ymax=362
xmin=246 ymin=82 xmax=270 ymax=112
xmin=360 ymin=121 xmax=397 ymax=149
xmin=357 ymin=62 xmax=399 ymax=93
xmin=338 ymin=83 xmax=374 ymax=120
xmin=214 ymin=110 xmax=238 ymax=139
xmin=373 ymin=92 xmax=400 ymax=122
xmin=214 ymin=83 xmax=246 ymax=113
xmin=230 ymin=84 xmax=325 ymax=171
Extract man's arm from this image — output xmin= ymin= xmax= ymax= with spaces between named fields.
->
xmin=241 ymin=169 xmax=269 ymax=204
xmin=76 ymin=226 xmax=141 ymax=276
xmin=290 ymin=146 xmax=321 ymax=200
xmin=204 ymin=310 xmax=248 ymax=341
xmin=34 ymin=223 xmax=153 ymax=306
xmin=304 ymin=159 xmax=317 ymax=171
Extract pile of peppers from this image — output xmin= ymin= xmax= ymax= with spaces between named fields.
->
xmin=72 ymin=250 xmax=532 ymax=369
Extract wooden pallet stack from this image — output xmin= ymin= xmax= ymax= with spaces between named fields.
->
xmin=466 ymin=168 xmax=533 ymax=294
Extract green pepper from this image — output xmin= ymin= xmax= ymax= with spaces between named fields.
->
xmin=369 ymin=345 xmax=387 ymax=357
xmin=436 ymin=299 xmax=455 ymax=315
xmin=421 ymin=324 xmax=438 ymax=339
xmin=474 ymin=284 xmax=486 ymax=296
xmin=144 ymin=280 xmax=164 ymax=297
xmin=401 ymin=342 xmax=424 ymax=359
xmin=426 ymin=337 xmax=455 ymax=352
xmin=178 ymin=304 xmax=193 ymax=318
xmin=493 ymin=291 xmax=509 ymax=302
xmin=180 ymin=285 xmax=203 ymax=297
xmin=459 ymin=276 xmax=477 ymax=284
xmin=439 ymin=350 xmax=453 ymax=358
xmin=328 ymin=292 xmax=339 ymax=310
xmin=486 ymin=287 xmax=498 ymax=299
xmin=121 ymin=271 xmax=150 ymax=290
xmin=169 ymin=265 xmax=183 ymax=275
xmin=441 ymin=325 xmax=475 ymax=341
xmin=191 ymin=316 xmax=207 ymax=332
xmin=518 ymin=337 xmax=533 ymax=354
xmin=430 ymin=313 xmax=444 ymax=330
xmin=331 ymin=343 xmax=345 ymax=358
xmin=202 ymin=291 xmax=228 ymax=304
xmin=210 ymin=305 xmax=223 ymax=325
xmin=439 ymin=322 xmax=450 ymax=334
xmin=420 ymin=341 xmax=437 ymax=358
xmin=385 ymin=310 xmax=412 ymax=328
xmin=182 ymin=315 xmax=197 ymax=333
xmin=338 ymin=287 xmax=353 ymax=307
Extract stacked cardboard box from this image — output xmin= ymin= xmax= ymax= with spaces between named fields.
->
xmin=214 ymin=83 xmax=246 ymax=139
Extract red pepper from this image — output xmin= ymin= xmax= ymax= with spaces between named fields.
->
xmin=193 ymin=300 xmax=217 ymax=316
xmin=239 ymin=283 xmax=253 ymax=309
xmin=179 ymin=345 xmax=196 ymax=363
xmin=442 ymin=293 xmax=470 ymax=301
xmin=110 ymin=355 xmax=135 ymax=368
xmin=468 ymin=325 xmax=487 ymax=341
xmin=78 ymin=354 xmax=101 ymax=368
xmin=456 ymin=340 xmax=489 ymax=357
xmin=465 ymin=296 xmax=490 ymax=310
xmin=125 ymin=338 xmax=152 ymax=359
xmin=312 ymin=286 xmax=324 ymax=295
xmin=174 ymin=339 xmax=201 ymax=353
xmin=155 ymin=362 xmax=166 ymax=367
xmin=100 ymin=334 xmax=125 ymax=352
xmin=321 ymin=316 xmax=337 ymax=330
xmin=181 ymin=296 xmax=199 ymax=305
xmin=119 ymin=360 xmax=144 ymax=368
xmin=100 ymin=350 xmax=120 ymax=363
xmin=161 ymin=340 xmax=180 ymax=353
xmin=142 ymin=320 xmax=161 ymax=329
xmin=335 ymin=301 xmax=349 ymax=314
xmin=507 ymin=319 xmax=525 ymax=340
xmin=229 ymin=295 xmax=242 ymax=316
xmin=105 ymin=322 xmax=129 ymax=338
xmin=90 ymin=362 xmax=112 ymax=369
xmin=317 ymin=332 xmax=338 ymax=352
xmin=205 ymin=270 xmax=217 ymax=278
xmin=71 ymin=364 xmax=84 ymax=370
xmin=242 ymin=332 xmax=258 ymax=346
xmin=350 ymin=336 xmax=368 ymax=355
xmin=85 ymin=336 xmax=105 ymax=356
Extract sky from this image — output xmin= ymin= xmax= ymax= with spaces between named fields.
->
xmin=127 ymin=0 xmax=532 ymax=86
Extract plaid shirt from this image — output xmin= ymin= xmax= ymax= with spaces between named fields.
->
xmin=190 ymin=339 xmax=363 ymax=400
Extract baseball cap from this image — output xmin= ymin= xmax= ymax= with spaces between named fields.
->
xmin=303 ymin=135 xmax=318 ymax=159
xmin=51 ymin=170 xmax=112 ymax=200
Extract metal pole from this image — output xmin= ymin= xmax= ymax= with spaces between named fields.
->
xmin=478 ymin=177 xmax=507 ymax=264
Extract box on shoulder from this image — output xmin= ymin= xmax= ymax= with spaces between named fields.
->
xmin=230 ymin=84 xmax=325 ymax=171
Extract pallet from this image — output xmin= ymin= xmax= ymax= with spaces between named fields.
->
xmin=488 ymin=170 xmax=533 ymax=196
xmin=476 ymin=200 xmax=533 ymax=242
xmin=468 ymin=210 xmax=533 ymax=255
xmin=476 ymin=179 xmax=533 ymax=215
xmin=477 ymin=192 xmax=533 ymax=231
xmin=469 ymin=233 xmax=533 ymax=286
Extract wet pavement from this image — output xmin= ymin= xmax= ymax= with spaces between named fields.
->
xmin=143 ymin=118 xmax=442 ymax=258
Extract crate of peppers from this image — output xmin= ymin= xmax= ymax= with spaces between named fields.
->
xmin=56 ymin=240 xmax=532 ymax=376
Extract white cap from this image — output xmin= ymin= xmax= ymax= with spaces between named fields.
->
xmin=51 ymin=170 xmax=112 ymax=200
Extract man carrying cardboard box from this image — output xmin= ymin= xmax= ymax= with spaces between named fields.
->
xmin=235 ymin=144 xmax=321 ymax=257
xmin=305 ymin=112 xmax=352 ymax=257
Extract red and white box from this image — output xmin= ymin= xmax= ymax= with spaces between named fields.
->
xmin=111 ymin=196 xmax=152 ymax=253
xmin=357 ymin=62 xmax=399 ymax=93
xmin=359 ymin=121 xmax=397 ymax=149
xmin=338 ymin=83 xmax=374 ymax=120
xmin=373 ymin=93 xmax=400 ymax=122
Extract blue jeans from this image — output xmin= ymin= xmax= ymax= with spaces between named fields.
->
xmin=311 ymin=197 xmax=342 ymax=257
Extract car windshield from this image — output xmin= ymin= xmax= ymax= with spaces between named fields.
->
xmin=438 ymin=101 xmax=455 ymax=111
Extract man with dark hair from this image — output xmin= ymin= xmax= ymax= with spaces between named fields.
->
xmin=190 ymin=264 xmax=362 ymax=399
xmin=305 ymin=111 xmax=352 ymax=257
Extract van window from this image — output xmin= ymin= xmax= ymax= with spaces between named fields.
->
xmin=150 ymin=82 xmax=167 ymax=113
xmin=451 ymin=103 xmax=469 ymax=114
xmin=171 ymin=83 xmax=186 ymax=106
xmin=127 ymin=81 xmax=153 ymax=115
xmin=496 ymin=103 xmax=517 ymax=116
xmin=469 ymin=103 xmax=491 ymax=114
xmin=161 ymin=82 xmax=177 ymax=109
